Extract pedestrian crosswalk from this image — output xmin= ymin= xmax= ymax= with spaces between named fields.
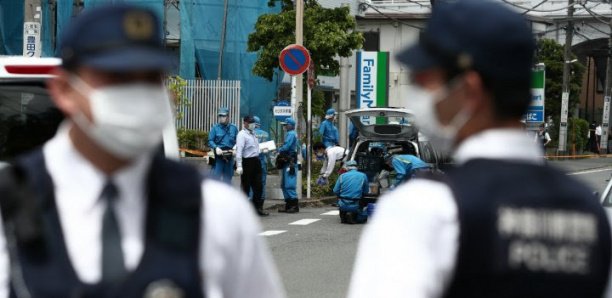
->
xmin=289 ymin=219 xmax=320 ymax=225
xmin=259 ymin=230 xmax=287 ymax=236
xmin=259 ymin=209 xmax=340 ymax=236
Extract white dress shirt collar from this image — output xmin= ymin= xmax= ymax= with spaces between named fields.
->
xmin=44 ymin=122 xmax=153 ymax=210
xmin=453 ymin=128 xmax=544 ymax=165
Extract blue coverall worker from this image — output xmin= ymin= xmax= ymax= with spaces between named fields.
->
xmin=208 ymin=107 xmax=238 ymax=183
xmin=251 ymin=116 xmax=269 ymax=200
xmin=333 ymin=160 xmax=369 ymax=224
xmin=319 ymin=108 xmax=339 ymax=149
xmin=386 ymin=154 xmax=431 ymax=187
xmin=278 ymin=118 xmax=299 ymax=213
xmin=349 ymin=122 xmax=358 ymax=149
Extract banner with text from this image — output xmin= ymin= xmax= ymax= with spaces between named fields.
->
xmin=526 ymin=68 xmax=545 ymax=123
xmin=356 ymin=51 xmax=389 ymax=125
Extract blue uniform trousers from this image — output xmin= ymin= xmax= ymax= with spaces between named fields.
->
xmin=281 ymin=164 xmax=297 ymax=201
xmin=214 ymin=156 xmax=234 ymax=183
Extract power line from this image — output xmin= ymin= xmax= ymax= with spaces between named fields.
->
xmin=521 ymin=0 xmax=550 ymax=15
xmin=579 ymin=2 xmax=611 ymax=26
xmin=358 ymin=2 xmax=424 ymax=30
xmin=501 ymin=0 xmax=578 ymax=13
xmin=581 ymin=21 xmax=611 ymax=35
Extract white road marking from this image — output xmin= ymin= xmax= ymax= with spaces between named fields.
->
xmin=568 ymin=167 xmax=612 ymax=176
xmin=259 ymin=230 xmax=287 ymax=236
xmin=289 ymin=219 xmax=321 ymax=225
xmin=321 ymin=210 xmax=340 ymax=216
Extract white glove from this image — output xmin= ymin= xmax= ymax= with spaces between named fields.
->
xmin=236 ymin=167 xmax=243 ymax=175
xmin=262 ymin=148 xmax=269 ymax=154
xmin=215 ymin=147 xmax=223 ymax=155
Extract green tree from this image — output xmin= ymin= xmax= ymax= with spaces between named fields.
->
xmin=247 ymin=0 xmax=364 ymax=81
xmin=535 ymin=39 xmax=585 ymax=143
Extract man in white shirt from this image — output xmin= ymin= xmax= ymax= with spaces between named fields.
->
xmin=236 ymin=115 xmax=268 ymax=216
xmin=313 ymin=142 xmax=346 ymax=185
xmin=0 ymin=5 xmax=284 ymax=298
xmin=349 ymin=1 xmax=612 ymax=297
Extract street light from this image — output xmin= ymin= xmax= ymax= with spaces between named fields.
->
xmin=565 ymin=59 xmax=578 ymax=64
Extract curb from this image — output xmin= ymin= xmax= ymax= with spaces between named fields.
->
xmin=264 ymin=196 xmax=337 ymax=210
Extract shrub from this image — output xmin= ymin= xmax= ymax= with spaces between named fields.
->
xmin=568 ymin=117 xmax=589 ymax=153
xmin=303 ymin=160 xmax=340 ymax=198
xmin=178 ymin=129 xmax=208 ymax=150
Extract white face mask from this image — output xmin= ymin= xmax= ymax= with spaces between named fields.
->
xmin=247 ymin=123 xmax=256 ymax=131
xmin=407 ymin=81 xmax=472 ymax=155
xmin=69 ymin=76 xmax=172 ymax=160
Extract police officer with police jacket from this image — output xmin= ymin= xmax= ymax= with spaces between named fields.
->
xmin=0 ymin=5 xmax=284 ymax=298
xmin=349 ymin=1 xmax=612 ymax=297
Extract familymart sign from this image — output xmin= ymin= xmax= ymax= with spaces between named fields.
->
xmin=356 ymin=51 xmax=389 ymax=125
xmin=525 ymin=67 xmax=546 ymax=123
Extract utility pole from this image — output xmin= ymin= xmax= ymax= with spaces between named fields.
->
xmin=558 ymin=0 xmax=574 ymax=155
xmin=338 ymin=56 xmax=350 ymax=148
xmin=23 ymin=0 xmax=42 ymax=57
xmin=294 ymin=0 xmax=304 ymax=199
xmin=599 ymin=17 xmax=612 ymax=154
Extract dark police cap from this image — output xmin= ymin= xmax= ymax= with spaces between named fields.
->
xmin=397 ymin=0 xmax=535 ymax=81
xmin=243 ymin=115 xmax=255 ymax=123
xmin=59 ymin=4 xmax=173 ymax=71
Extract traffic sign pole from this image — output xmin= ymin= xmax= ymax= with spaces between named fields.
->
xmin=280 ymin=44 xmax=311 ymax=199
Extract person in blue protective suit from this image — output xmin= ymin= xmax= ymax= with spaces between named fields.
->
xmin=251 ymin=116 xmax=270 ymax=201
xmin=333 ymin=160 xmax=369 ymax=224
xmin=384 ymin=154 xmax=431 ymax=188
xmin=349 ymin=122 xmax=358 ymax=149
xmin=277 ymin=118 xmax=299 ymax=213
xmin=208 ymin=107 xmax=238 ymax=183
xmin=319 ymin=108 xmax=339 ymax=148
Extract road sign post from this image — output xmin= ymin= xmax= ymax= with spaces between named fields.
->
xmin=558 ymin=91 xmax=570 ymax=153
xmin=280 ymin=44 xmax=311 ymax=199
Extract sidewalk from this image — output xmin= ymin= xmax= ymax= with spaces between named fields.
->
xmin=185 ymin=156 xmax=612 ymax=210
xmin=547 ymin=156 xmax=612 ymax=173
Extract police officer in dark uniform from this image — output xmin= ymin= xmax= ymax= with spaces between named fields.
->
xmin=349 ymin=1 xmax=611 ymax=297
xmin=0 ymin=5 xmax=284 ymax=298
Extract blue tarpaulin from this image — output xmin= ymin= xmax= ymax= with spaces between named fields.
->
xmin=183 ymin=0 xmax=282 ymax=131
xmin=0 ymin=0 xmax=24 ymax=55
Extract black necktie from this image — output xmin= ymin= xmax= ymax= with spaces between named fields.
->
xmin=100 ymin=181 xmax=127 ymax=282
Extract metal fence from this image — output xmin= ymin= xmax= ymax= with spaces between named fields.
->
xmin=176 ymin=80 xmax=241 ymax=132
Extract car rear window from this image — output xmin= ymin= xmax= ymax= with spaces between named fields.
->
xmin=0 ymin=80 xmax=63 ymax=161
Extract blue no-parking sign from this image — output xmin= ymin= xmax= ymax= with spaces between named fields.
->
xmin=279 ymin=44 xmax=310 ymax=76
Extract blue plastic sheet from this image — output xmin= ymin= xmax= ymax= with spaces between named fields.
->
xmin=185 ymin=0 xmax=282 ymax=131
xmin=0 ymin=0 xmax=24 ymax=55
xmin=84 ymin=0 xmax=163 ymax=20
xmin=56 ymin=0 xmax=74 ymax=55
xmin=41 ymin=0 xmax=53 ymax=57
xmin=179 ymin=0 xmax=195 ymax=79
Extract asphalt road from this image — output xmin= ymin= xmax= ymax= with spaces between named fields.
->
xmin=261 ymin=207 xmax=362 ymax=298
xmin=260 ymin=159 xmax=612 ymax=298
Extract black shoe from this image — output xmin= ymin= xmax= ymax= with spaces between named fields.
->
xmin=256 ymin=208 xmax=270 ymax=217
xmin=278 ymin=202 xmax=290 ymax=213
xmin=344 ymin=212 xmax=356 ymax=224
xmin=286 ymin=207 xmax=299 ymax=213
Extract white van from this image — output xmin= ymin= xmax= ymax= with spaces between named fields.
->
xmin=345 ymin=107 xmax=449 ymax=198
xmin=0 ymin=56 xmax=179 ymax=168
